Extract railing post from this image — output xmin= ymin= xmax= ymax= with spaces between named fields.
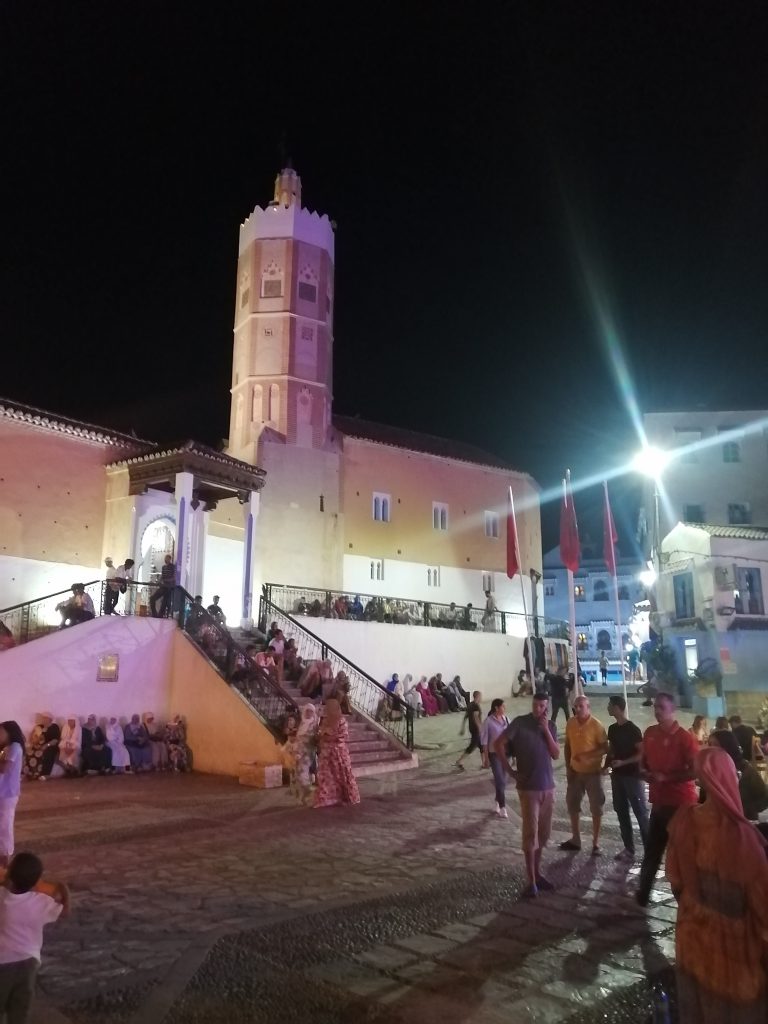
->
xmin=324 ymin=591 xmax=332 ymax=618
xmin=321 ymin=642 xmax=328 ymax=660
xmin=406 ymin=707 xmax=414 ymax=750
xmin=501 ymin=611 xmax=506 ymax=635
xmin=423 ymin=602 xmax=430 ymax=627
xmin=20 ymin=604 xmax=30 ymax=645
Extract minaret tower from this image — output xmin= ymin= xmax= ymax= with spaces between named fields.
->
xmin=228 ymin=166 xmax=335 ymax=464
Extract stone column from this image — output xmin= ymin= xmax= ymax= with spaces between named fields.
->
xmin=186 ymin=506 xmax=209 ymax=599
xmin=174 ymin=471 xmax=195 ymax=593
xmin=240 ymin=490 xmax=261 ymax=629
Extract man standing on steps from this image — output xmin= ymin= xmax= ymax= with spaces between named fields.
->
xmin=560 ymin=696 xmax=608 ymax=856
xmin=494 ymin=693 xmax=560 ymax=898
xmin=636 ymin=692 xmax=697 ymax=906
xmin=605 ymin=695 xmax=649 ymax=861
xmin=150 ymin=555 xmax=176 ymax=618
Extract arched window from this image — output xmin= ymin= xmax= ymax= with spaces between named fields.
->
xmin=252 ymin=385 xmax=263 ymax=423
xmin=373 ymin=497 xmax=381 ymax=521
xmin=594 ymin=580 xmax=609 ymax=601
xmin=618 ymin=584 xmax=629 ymax=600
xmin=269 ymin=383 xmax=281 ymax=427
xmin=597 ymin=629 xmax=612 ymax=651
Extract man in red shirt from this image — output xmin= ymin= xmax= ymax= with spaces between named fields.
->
xmin=636 ymin=692 xmax=698 ymax=906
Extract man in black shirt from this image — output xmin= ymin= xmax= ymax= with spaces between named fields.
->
xmin=547 ymin=670 xmax=573 ymax=724
xmin=729 ymin=715 xmax=758 ymax=762
xmin=606 ymin=695 xmax=649 ymax=861
xmin=150 ymin=555 xmax=176 ymax=618
xmin=456 ymin=691 xmax=483 ymax=770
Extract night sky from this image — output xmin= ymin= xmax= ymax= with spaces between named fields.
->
xmin=3 ymin=4 xmax=767 ymax=551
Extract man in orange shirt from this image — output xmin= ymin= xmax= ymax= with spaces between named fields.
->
xmin=636 ymin=691 xmax=698 ymax=906
xmin=560 ymin=696 xmax=608 ymax=856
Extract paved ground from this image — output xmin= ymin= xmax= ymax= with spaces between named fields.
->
xmin=20 ymin=699 xmax=689 ymax=1024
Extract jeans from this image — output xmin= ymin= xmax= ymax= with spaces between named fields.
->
xmin=610 ymin=774 xmax=649 ymax=853
xmin=551 ymin=697 xmax=570 ymax=724
xmin=488 ymin=753 xmax=506 ymax=809
xmin=637 ymin=804 xmax=678 ymax=904
xmin=0 ymin=958 xmax=38 ymax=1024
xmin=150 ymin=585 xmax=174 ymax=618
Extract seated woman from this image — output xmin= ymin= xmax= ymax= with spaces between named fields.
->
xmin=165 ymin=715 xmax=191 ymax=772
xmin=32 ymin=713 xmax=61 ymax=780
xmin=403 ymin=675 xmax=423 ymax=716
xmin=58 ymin=716 xmax=82 ymax=776
xmin=283 ymin=639 xmax=303 ymax=682
xmin=23 ymin=716 xmax=46 ymax=779
xmin=707 ymin=729 xmax=768 ymax=821
xmin=106 ymin=716 xmax=131 ymax=773
xmin=428 ymin=676 xmax=450 ymax=713
xmin=143 ymin=713 xmax=169 ymax=771
xmin=299 ymin=660 xmax=333 ymax=700
xmin=123 ymin=714 xmax=153 ymax=772
xmin=81 ymin=715 xmax=112 ymax=775
xmin=415 ymin=677 xmax=439 ymax=716
xmin=329 ymin=671 xmax=352 ymax=715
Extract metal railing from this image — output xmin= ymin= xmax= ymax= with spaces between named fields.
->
xmin=175 ymin=590 xmax=297 ymax=740
xmin=0 ymin=580 xmax=297 ymax=741
xmin=264 ymin=582 xmax=568 ymax=639
xmin=259 ymin=592 xmax=414 ymax=751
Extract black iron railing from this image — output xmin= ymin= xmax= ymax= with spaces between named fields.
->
xmin=263 ymin=582 xmax=568 ymax=640
xmin=0 ymin=580 xmax=104 ymax=644
xmin=175 ymin=590 xmax=297 ymax=740
xmin=260 ymin=592 xmax=414 ymax=751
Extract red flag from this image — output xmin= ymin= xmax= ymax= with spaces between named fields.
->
xmin=603 ymin=481 xmax=618 ymax=576
xmin=559 ymin=474 xmax=580 ymax=573
xmin=506 ymin=486 xmax=520 ymax=579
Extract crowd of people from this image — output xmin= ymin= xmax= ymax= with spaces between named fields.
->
xmin=291 ymin=590 xmax=501 ymax=632
xmin=458 ymin=687 xmax=768 ymax=1022
xmin=22 ymin=712 xmax=192 ymax=780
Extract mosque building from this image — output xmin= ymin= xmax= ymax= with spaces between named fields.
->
xmin=0 ymin=167 xmax=543 ymax=623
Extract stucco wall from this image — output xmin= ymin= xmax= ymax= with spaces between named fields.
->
xmin=0 ymin=616 xmax=175 ymax=734
xmin=169 ymin=631 xmax=281 ymax=776
xmin=0 ymin=420 xmax=113 ymax=605
xmin=295 ymin=616 xmax=525 ymax=702
xmin=339 ymin=437 xmax=542 ymax=578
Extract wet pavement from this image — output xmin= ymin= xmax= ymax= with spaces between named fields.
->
xmin=19 ymin=700 xmax=686 ymax=1023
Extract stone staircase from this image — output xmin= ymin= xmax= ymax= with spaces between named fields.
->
xmin=281 ymin=679 xmax=418 ymax=778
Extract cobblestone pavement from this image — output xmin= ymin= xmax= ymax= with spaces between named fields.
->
xmin=19 ymin=700 xmax=688 ymax=1023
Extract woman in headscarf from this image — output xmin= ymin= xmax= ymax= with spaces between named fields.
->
xmin=59 ymin=716 xmax=82 ymax=776
xmin=314 ymin=699 xmax=360 ymax=808
xmin=0 ymin=721 xmax=25 ymax=866
xmin=23 ymin=715 xmax=47 ymax=779
xmin=666 ymin=746 xmax=768 ymax=1023
xmin=143 ymin=713 xmax=169 ymax=771
xmin=403 ymin=675 xmax=423 ymax=716
xmin=165 ymin=715 xmax=191 ymax=772
xmin=123 ymin=714 xmax=152 ymax=772
xmin=81 ymin=715 xmax=112 ymax=775
xmin=36 ymin=713 xmax=60 ymax=780
xmin=330 ymin=671 xmax=352 ymax=715
xmin=295 ymin=703 xmax=319 ymax=805
xmin=707 ymin=729 xmax=768 ymax=821
xmin=415 ymin=676 xmax=439 ymax=716
xmin=106 ymin=716 xmax=130 ymax=773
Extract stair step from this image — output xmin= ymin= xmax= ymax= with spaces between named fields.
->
xmin=350 ymin=749 xmax=402 ymax=764
xmin=347 ymin=740 xmax=391 ymax=753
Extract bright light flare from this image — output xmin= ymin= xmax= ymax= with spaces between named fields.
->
xmin=631 ymin=446 xmax=670 ymax=480
xmin=639 ymin=567 xmax=657 ymax=588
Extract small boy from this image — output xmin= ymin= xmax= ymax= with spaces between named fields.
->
xmin=0 ymin=852 xmax=69 ymax=1023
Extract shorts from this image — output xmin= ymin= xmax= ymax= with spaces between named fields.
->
xmin=566 ymin=772 xmax=605 ymax=817
xmin=518 ymin=789 xmax=555 ymax=853
xmin=464 ymin=732 xmax=481 ymax=755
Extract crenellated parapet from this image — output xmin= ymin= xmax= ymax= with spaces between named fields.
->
xmin=239 ymin=202 xmax=335 ymax=261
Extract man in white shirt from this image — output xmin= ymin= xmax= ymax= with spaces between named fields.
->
xmin=0 ymin=852 xmax=69 ymax=1022
xmin=103 ymin=557 xmax=118 ymax=615
xmin=112 ymin=558 xmax=135 ymax=615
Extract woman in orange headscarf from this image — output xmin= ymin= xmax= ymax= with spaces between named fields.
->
xmin=666 ymin=745 xmax=768 ymax=1023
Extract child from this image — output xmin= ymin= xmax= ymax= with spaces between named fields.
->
xmin=279 ymin=715 xmax=299 ymax=799
xmin=0 ymin=852 xmax=69 ymax=1023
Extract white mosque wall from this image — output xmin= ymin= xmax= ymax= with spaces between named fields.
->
xmin=0 ymin=554 xmax=102 ymax=611
xmin=295 ymin=616 xmax=525 ymax=703
xmin=0 ymin=616 xmax=176 ymax=734
xmin=202 ymin=534 xmax=243 ymax=619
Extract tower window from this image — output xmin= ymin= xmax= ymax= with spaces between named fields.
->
xmin=263 ymin=328 xmax=273 ymax=337
xmin=432 ymin=502 xmax=449 ymax=531
xmin=372 ymin=492 xmax=391 ymax=523
xmin=728 ymin=502 xmax=751 ymax=525
xmin=427 ymin=567 xmax=441 ymax=587
xmin=261 ymin=278 xmax=283 ymax=299
xmin=298 ymin=281 xmax=317 ymax=303
xmin=683 ymin=503 xmax=705 ymax=523
xmin=482 ymin=572 xmax=494 ymax=593
xmin=723 ymin=441 xmax=741 ymax=463
xmin=370 ymin=559 xmax=384 ymax=581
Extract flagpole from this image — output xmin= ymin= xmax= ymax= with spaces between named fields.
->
xmin=603 ymin=480 xmax=628 ymax=704
xmin=565 ymin=472 xmax=583 ymax=699
xmin=509 ymin=488 xmax=533 ymax=685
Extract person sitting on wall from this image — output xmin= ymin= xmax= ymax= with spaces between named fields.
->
xmin=331 ymin=595 xmax=348 ymax=620
xmin=349 ymin=595 xmax=364 ymax=620
xmin=444 ymin=603 xmax=458 ymax=628
xmin=308 ymin=599 xmax=323 ymax=617
xmin=295 ymin=597 xmax=308 ymax=615
xmin=363 ymin=598 xmax=377 ymax=621
xmin=207 ymin=595 xmax=227 ymax=627
xmin=185 ymin=596 xmax=206 ymax=633
xmin=57 ymin=584 xmax=95 ymax=628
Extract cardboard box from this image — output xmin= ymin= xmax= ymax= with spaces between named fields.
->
xmin=238 ymin=762 xmax=283 ymax=788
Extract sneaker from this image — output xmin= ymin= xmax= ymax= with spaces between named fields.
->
xmin=496 ymin=807 xmax=508 ymax=819
xmin=536 ymin=875 xmax=554 ymax=892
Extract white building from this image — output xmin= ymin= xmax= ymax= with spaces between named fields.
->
xmin=642 ymin=409 xmax=768 ymax=541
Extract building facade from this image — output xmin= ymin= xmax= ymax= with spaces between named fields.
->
xmin=642 ymin=409 xmax=768 ymax=542
xmin=1 ymin=167 xmax=543 ymax=624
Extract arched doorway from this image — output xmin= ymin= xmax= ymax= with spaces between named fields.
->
xmin=139 ymin=517 xmax=176 ymax=584
xmin=596 ymin=629 xmax=612 ymax=651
